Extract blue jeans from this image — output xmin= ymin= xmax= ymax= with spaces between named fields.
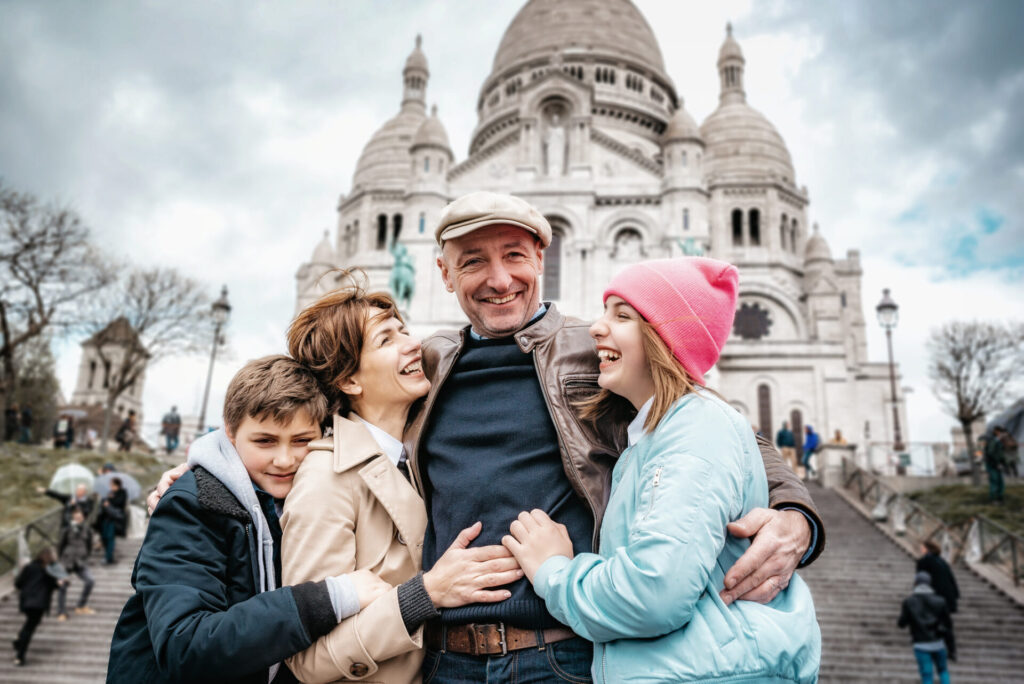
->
xmin=423 ymin=636 xmax=593 ymax=683
xmin=101 ymin=520 xmax=117 ymax=563
xmin=165 ymin=433 xmax=179 ymax=453
xmin=913 ymin=647 xmax=950 ymax=684
xmin=802 ymin=449 xmax=815 ymax=473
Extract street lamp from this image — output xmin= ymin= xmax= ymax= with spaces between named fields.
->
xmin=198 ymin=285 xmax=232 ymax=435
xmin=875 ymin=288 xmax=905 ymax=453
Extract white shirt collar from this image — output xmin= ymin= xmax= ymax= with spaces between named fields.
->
xmin=351 ymin=414 xmax=404 ymax=466
xmin=627 ymin=396 xmax=654 ymax=446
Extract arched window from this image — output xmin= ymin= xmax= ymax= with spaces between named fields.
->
xmin=544 ymin=227 xmax=564 ymax=301
xmin=352 ymin=220 xmax=359 ymax=254
xmin=791 ymin=218 xmax=799 ymax=253
xmin=418 ymin=212 xmax=426 ymax=234
xmin=731 ymin=209 xmax=743 ymax=246
xmin=791 ymin=409 xmax=804 ymax=454
xmin=683 ymin=208 xmax=690 ymax=231
xmin=749 ymin=209 xmax=760 ymax=246
xmin=780 ymin=213 xmax=788 ymax=251
xmin=376 ymin=214 xmax=387 ymax=250
xmin=613 ymin=228 xmax=643 ymax=260
xmin=103 ymin=360 xmax=111 ymax=389
xmin=88 ymin=360 xmax=96 ymax=390
xmin=423 ymin=157 xmax=430 ymax=173
xmin=392 ymin=214 xmax=403 ymax=245
xmin=757 ymin=385 xmax=772 ymax=438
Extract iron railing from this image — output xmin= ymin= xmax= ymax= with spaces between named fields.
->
xmin=840 ymin=457 xmax=1022 ymax=586
xmin=0 ymin=507 xmax=63 ymax=577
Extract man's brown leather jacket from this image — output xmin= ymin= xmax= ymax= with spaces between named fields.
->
xmin=404 ymin=303 xmax=825 ymax=564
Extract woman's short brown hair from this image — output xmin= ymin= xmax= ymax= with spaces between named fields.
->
xmin=579 ymin=316 xmax=702 ymax=433
xmin=223 ymin=355 xmax=329 ymax=434
xmin=286 ymin=269 xmax=402 ymax=415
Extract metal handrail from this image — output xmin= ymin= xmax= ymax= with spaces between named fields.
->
xmin=0 ymin=507 xmax=64 ymax=576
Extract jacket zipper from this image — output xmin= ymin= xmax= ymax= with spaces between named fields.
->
xmin=531 ymin=352 xmax=602 ymax=552
xmin=601 ymin=643 xmax=608 ymax=684
xmin=643 ymin=466 xmax=663 ymax=520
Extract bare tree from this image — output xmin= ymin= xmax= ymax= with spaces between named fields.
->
xmin=927 ymin=321 xmax=1024 ymax=485
xmin=81 ymin=268 xmax=211 ymax=452
xmin=0 ymin=181 xmax=113 ymax=412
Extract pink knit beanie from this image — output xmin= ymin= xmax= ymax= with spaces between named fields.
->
xmin=603 ymin=257 xmax=739 ymax=385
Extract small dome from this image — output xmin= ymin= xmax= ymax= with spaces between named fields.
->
xmin=405 ymin=34 xmax=428 ymax=73
xmin=803 ymin=224 xmax=833 ymax=264
xmin=312 ymin=230 xmax=334 ymax=265
xmin=351 ymin=107 xmax=426 ymax=191
xmin=662 ymin=103 xmax=701 ymax=143
xmin=700 ymin=101 xmax=795 ymax=182
xmin=718 ymin=22 xmax=744 ymax=65
xmin=412 ymin=105 xmax=451 ymax=151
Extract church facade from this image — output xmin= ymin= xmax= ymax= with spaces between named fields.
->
xmin=295 ymin=0 xmax=907 ymax=455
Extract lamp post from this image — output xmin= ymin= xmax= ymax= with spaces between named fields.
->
xmin=875 ymin=288 xmax=905 ymax=453
xmin=198 ymin=285 xmax=231 ymax=435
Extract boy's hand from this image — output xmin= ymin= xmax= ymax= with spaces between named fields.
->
xmin=147 ymin=463 xmax=189 ymax=514
xmin=349 ymin=569 xmax=391 ymax=609
xmin=423 ymin=521 xmax=521 ymax=608
xmin=502 ymin=510 xmax=573 ymax=582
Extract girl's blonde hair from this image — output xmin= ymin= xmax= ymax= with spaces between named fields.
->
xmin=579 ymin=316 xmax=702 ymax=433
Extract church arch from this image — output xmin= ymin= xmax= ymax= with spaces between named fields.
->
xmin=543 ymin=223 xmax=566 ymax=301
xmin=735 ymin=282 xmax=808 ymax=340
xmin=749 ymin=208 xmax=761 ymax=246
xmin=731 ymin=209 xmax=743 ymax=246
xmin=376 ymin=214 xmax=388 ymax=250
xmin=597 ymin=209 xmax=657 ymax=249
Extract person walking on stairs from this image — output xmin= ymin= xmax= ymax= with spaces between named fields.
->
xmin=898 ymin=570 xmax=954 ymax=684
xmin=982 ymin=431 xmax=1006 ymax=503
xmin=55 ymin=506 xmax=96 ymax=620
xmin=917 ymin=540 xmax=959 ymax=614
xmin=12 ymin=546 xmax=65 ymax=667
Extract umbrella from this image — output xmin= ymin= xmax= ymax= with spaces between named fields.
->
xmin=48 ymin=463 xmax=95 ymax=496
xmin=94 ymin=471 xmax=142 ymax=500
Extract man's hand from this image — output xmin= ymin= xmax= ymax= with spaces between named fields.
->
xmin=423 ymin=521 xmax=521 ymax=608
xmin=502 ymin=509 xmax=573 ymax=582
xmin=147 ymin=463 xmax=189 ymax=514
xmin=348 ymin=569 xmax=392 ymax=609
xmin=720 ymin=508 xmax=810 ymax=605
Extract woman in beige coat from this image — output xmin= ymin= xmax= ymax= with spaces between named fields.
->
xmin=283 ymin=276 xmax=521 ymax=683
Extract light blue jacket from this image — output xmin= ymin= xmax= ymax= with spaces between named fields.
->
xmin=534 ymin=391 xmax=821 ymax=683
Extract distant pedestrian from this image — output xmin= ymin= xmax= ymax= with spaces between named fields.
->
xmin=917 ymin=540 xmax=959 ymax=614
xmin=18 ymin=405 xmax=33 ymax=443
xmin=4 ymin=403 xmax=18 ymax=441
xmin=40 ymin=482 xmax=96 ymax=529
xmin=898 ymin=571 xmax=954 ymax=684
xmin=830 ymin=429 xmax=847 ymax=445
xmin=776 ymin=420 xmax=797 ymax=471
xmin=995 ymin=426 xmax=1018 ymax=478
xmin=160 ymin=406 xmax=181 ymax=454
xmin=802 ymin=424 xmax=820 ymax=477
xmin=53 ymin=414 xmax=75 ymax=449
xmin=56 ymin=507 xmax=95 ymax=620
xmin=13 ymin=546 xmax=65 ymax=667
xmin=115 ymin=410 xmax=137 ymax=452
xmin=97 ymin=477 xmax=127 ymax=564
xmin=982 ymin=432 xmax=1006 ymax=503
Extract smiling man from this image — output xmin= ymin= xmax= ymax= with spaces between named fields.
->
xmin=405 ymin=191 xmax=826 ymax=683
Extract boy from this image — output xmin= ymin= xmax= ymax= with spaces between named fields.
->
xmin=56 ymin=506 xmax=95 ymax=620
xmin=107 ymin=355 xmax=389 ymax=683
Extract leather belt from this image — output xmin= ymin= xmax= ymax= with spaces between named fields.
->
xmin=424 ymin=622 xmax=577 ymax=656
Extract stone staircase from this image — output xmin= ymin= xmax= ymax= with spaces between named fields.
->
xmin=801 ymin=484 xmax=1024 ymax=683
xmin=0 ymin=536 xmax=141 ymax=683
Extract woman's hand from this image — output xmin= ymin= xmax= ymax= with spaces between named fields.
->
xmin=423 ymin=521 xmax=522 ymax=608
xmin=502 ymin=509 xmax=573 ymax=582
xmin=348 ymin=569 xmax=392 ymax=609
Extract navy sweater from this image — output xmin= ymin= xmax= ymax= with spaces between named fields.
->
xmin=421 ymin=334 xmax=592 ymax=628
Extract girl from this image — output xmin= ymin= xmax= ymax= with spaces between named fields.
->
xmin=503 ymin=257 xmax=820 ymax=683
xmin=13 ymin=546 xmax=65 ymax=666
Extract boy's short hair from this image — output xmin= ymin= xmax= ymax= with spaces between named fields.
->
xmin=286 ymin=269 xmax=402 ymax=415
xmin=223 ymin=355 xmax=329 ymax=434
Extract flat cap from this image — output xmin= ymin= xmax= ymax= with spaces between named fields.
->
xmin=435 ymin=191 xmax=551 ymax=248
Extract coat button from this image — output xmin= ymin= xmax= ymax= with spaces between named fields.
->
xmin=350 ymin=662 xmax=369 ymax=677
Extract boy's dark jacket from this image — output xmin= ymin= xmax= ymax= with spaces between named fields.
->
xmin=106 ymin=467 xmax=336 ymax=684
xmin=15 ymin=561 xmax=59 ymax=613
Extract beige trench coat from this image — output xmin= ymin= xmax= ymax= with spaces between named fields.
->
xmin=282 ymin=414 xmax=427 ymax=684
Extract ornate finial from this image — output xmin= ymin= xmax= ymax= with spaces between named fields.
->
xmin=813 ymin=222 xmax=820 ymax=233
xmin=323 ymin=229 xmax=329 ymax=239
xmin=415 ymin=34 xmax=422 ymax=49
xmin=726 ymin=22 xmax=732 ymax=37
xmin=431 ymin=104 xmax=438 ymax=117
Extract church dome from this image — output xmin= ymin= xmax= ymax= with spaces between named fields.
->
xmin=718 ymin=23 xmax=744 ymax=65
xmin=351 ymin=108 xmax=425 ymax=191
xmin=700 ymin=101 xmax=795 ymax=182
xmin=803 ymin=224 xmax=833 ymax=264
xmin=412 ymin=105 xmax=451 ymax=151
xmin=491 ymin=0 xmax=667 ymax=79
xmin=405 ymin=34 xmax=428 ymax=74
xmin=662 ymin=103 xmax=701 ymax=143
xmin=311 ymin=230 xmax=334 ymax=265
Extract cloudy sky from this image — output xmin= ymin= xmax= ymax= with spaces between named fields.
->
xmin=1 ymin=0 xmax=1022 ymax=443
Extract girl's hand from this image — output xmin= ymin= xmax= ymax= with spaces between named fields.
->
xmin=502 ymin=509 xmax=573 ymax=582
xmin=423 ymin=521 xmax=521 ymax=608
xmin=349 ymin=569 xmax=391 ymax=609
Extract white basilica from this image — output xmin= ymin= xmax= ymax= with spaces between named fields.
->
xmin=295 ymin=0 xmax=907 ymax=454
